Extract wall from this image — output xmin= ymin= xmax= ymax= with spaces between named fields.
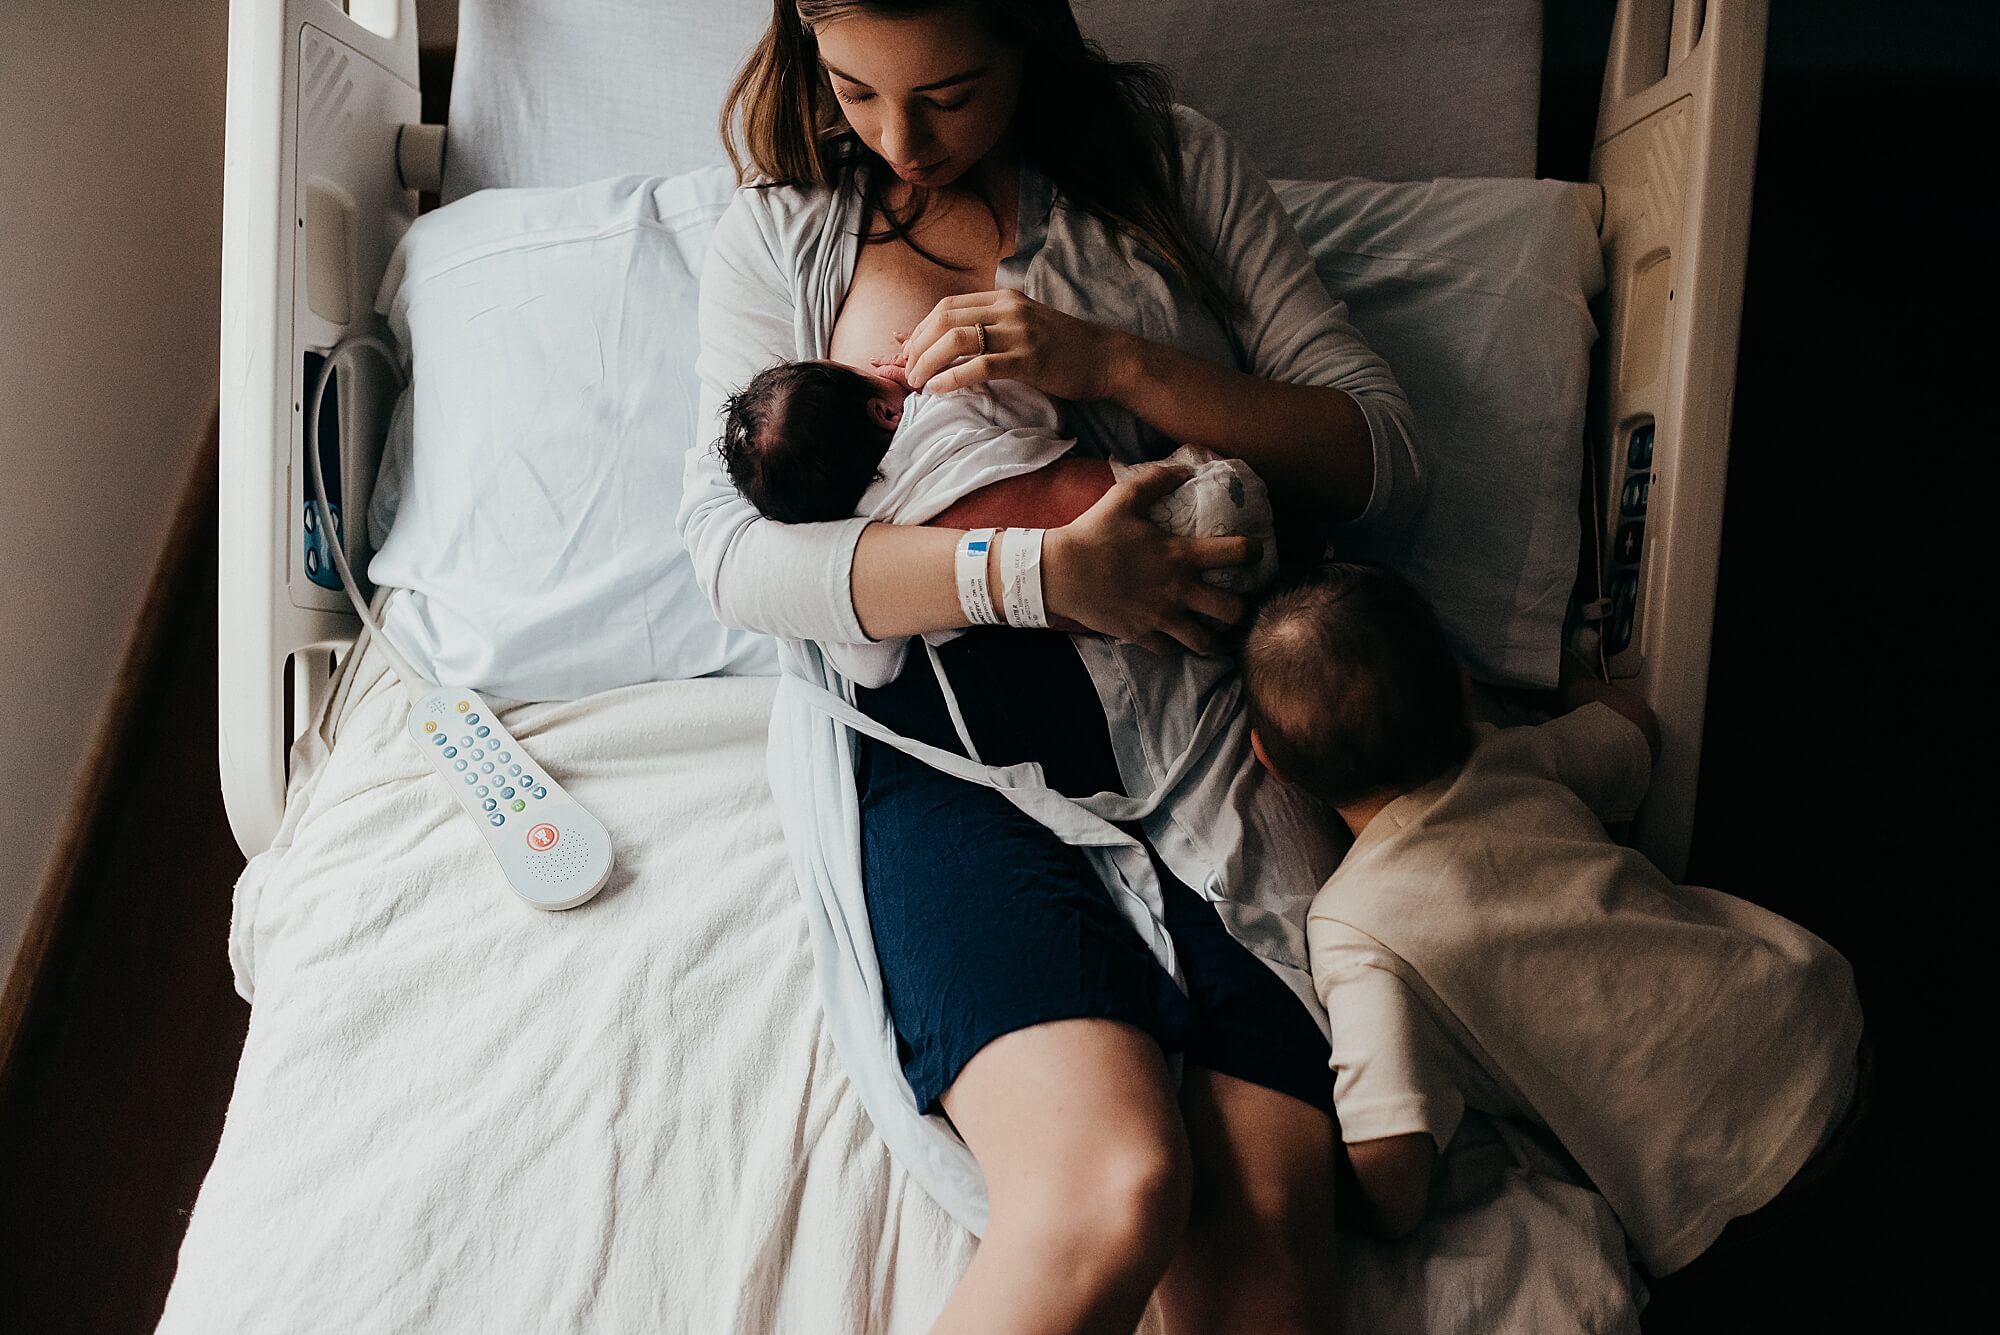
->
xmin=0 ymin=1 xmax=231 ymax=994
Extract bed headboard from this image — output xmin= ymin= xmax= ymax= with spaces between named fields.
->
xmin=440 ymin=0 xmax=1542 ymax=201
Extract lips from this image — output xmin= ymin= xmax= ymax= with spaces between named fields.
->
xmin=896 ymin=159 xmax=947 ymax=183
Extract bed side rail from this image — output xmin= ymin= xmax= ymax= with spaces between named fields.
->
xmin=218 ymin=0 xmax=421 ymax=856
xmin=1587 ymin=0 xmax=1768 ymax=878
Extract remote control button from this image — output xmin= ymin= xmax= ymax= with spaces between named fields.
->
xmin=500 ymin=787 xmax=516 ymax=799
xmin=443 ymin=746 xmax=457 ymax=758
xmin=476 ymin=726 xmax=491 ymax=738
xmin=422 ymin=721 xmax=437 ymax=734
xmin=463 ymin=773 xmax=477 ymax=785
xmin=481 ymin=762 xmax=495 ymax=774
xmin=489 ymin=813 xmax=506 ymax=827
xmin=511 ymin=800 xmax=526 ymax=812
xmin=482 ymin=798 xmax=497 ymax=812
xmin=459 ymin=735 xmax=473 ymax=747
xmin=508 ymin=764 xmax=522 ymax=776
xmin=476 ymin=785 xmax=490 ymax=798
xmin=453 ymin=759 xmax=468 ymax=771
xmin=527 ymin=823 xmax=560 ymax=851
xmin=465 ymin=713 xmax=480 ymax=725
xmin=521 ymin=775 xmax=537 ymax=788
xmin=498 ymin=752 xmax=512 ymax=764
xmin=432 ymin=735 xmax=446 ymax=746
xmin=456 ymin=701 xmax=470 ymax=713
xmin=469 ymin=750 xmax=484 ymax=762
xmin=533 ymin=786 xmax=548 ymax=800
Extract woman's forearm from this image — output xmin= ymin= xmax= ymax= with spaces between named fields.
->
xmin=1106 ymin=329 xmax=1375 ymax=522
xmin=851 ymin=522 xmax=978 ymax=642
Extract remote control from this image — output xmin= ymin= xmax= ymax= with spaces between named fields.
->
xmin=406 ymin=686 xmax=614 ymax=910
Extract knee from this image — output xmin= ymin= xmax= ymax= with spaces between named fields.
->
xmin=1006 ymin=1134 xmax=1193 ymax=1287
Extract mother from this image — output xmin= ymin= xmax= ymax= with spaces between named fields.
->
xmin=681 ymin=3 xmax=1419 ymax=1330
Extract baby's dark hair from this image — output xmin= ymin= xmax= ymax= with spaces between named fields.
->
xmin=716 ymin=360 xmax=893 ymax=523
xmin=1242 ymin=563 xmax=1475 ymax=807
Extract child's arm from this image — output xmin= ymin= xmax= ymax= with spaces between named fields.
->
xmin=1345 ymin=1133 xmax=1437 ymax=1239
xmin=1552 ymin=650 xmax=1662 ymax=763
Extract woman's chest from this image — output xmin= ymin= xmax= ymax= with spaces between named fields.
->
xmin=828 ymin=197 xmax=1010 ymax=368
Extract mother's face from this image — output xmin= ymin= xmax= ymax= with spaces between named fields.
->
xmin=813 ymin=8 xmax=1024 ymax=190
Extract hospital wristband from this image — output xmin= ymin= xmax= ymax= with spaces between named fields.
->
xmin=998 ymin=527 xmax=1049 ymax=630
xmin=955 ymin=528 xmax=1001 ymax=626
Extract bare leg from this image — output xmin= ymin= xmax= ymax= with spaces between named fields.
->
xmin=1154 ymin=1068 xmax=1341 ymax=1335
xmin=930 ymin=1019 xmax=1191 ymax=1335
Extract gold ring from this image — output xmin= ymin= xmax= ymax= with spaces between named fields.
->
xmin=975 ymin=322 xmax=988 ymax=355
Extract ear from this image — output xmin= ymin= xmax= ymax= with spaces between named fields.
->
xmin=865 ymin=395 xmax=902 ymax=432
xmin=1249 ymin=728 xmax=1280 ymax=778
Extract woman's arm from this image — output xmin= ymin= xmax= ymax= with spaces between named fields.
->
xmin=896 ymin=109 xmax=1421 ymax=531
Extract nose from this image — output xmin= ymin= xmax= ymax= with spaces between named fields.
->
xmin=878 ymin=106 xmax=930 ymax=169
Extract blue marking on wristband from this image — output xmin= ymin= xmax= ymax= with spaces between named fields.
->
xmin=968 ymin=540 xmax=989 ymax=552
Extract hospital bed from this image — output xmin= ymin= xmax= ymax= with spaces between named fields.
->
xmin=180 ymin=1 xmax=1769 ymax=1330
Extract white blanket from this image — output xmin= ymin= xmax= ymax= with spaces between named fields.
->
xmin=163 ymin=641 xmax=1641 ymax=1334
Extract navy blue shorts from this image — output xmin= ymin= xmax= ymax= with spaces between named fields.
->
xmin=855 ymin=629 xmax=1334 ymax=1119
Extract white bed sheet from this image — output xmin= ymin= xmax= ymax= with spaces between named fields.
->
xmin=165 ymin=639 xmax=1642 ymax=1334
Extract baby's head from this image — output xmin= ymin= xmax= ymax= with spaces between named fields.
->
xmin=717 ymin=360 xmax=911 ymax=523
xmin=1242 ymin=563 xmax=1474 ymax=811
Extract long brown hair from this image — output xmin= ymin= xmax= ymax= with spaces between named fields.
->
xmin=721 ymin=0 xmax=1231 ymax=314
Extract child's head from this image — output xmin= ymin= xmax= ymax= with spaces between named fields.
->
xmin=1242 ymin=563 xmax=1474 ymax=808
xmin=717 ymin=359 xmax=911 ymax=523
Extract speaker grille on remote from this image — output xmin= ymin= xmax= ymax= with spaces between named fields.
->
xmin=526 ymin=828 xmax=599 ymax=884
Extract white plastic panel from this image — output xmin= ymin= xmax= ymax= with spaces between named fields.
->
xmin=1585 ymin=0 xmax=1767 ymax=878
xmin=218 ymin=0 xmax=419 ymax=856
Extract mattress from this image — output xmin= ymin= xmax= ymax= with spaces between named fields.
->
xmin=164 ymin=638 xmax=1643 ymax=1334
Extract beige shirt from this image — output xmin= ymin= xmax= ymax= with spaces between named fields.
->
xmin=1309 ymin=703 xmax=1863 ymax=1275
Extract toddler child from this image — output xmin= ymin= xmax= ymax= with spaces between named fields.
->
xmin=1240 ymin=562 xmax=1863 ymax=1276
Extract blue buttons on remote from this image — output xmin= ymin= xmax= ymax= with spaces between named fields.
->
xmin=476 ymin=726 xmax=491 ymax=738
xmin=459 ymin=735 xmax=473 ymax=747
xmin=453 ymin=759 xmax=468 ymax=772
xmin=466 ymin=713 xmax=480 ymax=725
xmin=443 ymin=746 xmax=457 ymax=758
xmin=432 ymin=734 xmax=446 ymax=746
xmin=498 ymin=752 xmax=511 ymax=765
xmin=482 ymin=798 xmax=497 ymax=812
xmin=489 ymin=813 xmax=505 ymax=827
xmin=481 ymin=762 xmax=495 ymax=774
xmin=521 ymin=775 xmax=537 ymax=789
xmin=501 ymin=787 xmax=516 ymax=800
xmin=508 ymin=764 xmax=521 ymax=776
xmin=476 ymin=785 xmax=490 ymax=798
xmin=463 ymin=773 xmax=477 ymax=785
xmin=533 ymin=786 xmax=548 ymax=800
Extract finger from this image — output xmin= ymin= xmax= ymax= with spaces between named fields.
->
xmin=925 ymin=352 xmax=1009 ymax=395
xmin=1183 ymin=533 xmax=1258 ymax=571
xmin=1180 ymin=580 xmax=1247 ymax=626
xmin=1113 ymin=462 xmax=1195 ymax=508
xmin=907 ymin=323 xmax=986 ymax=390
xmin=1160 ymin=614 xmax=1218 ymax=656
xmin=905 ymin=301 xmax=1004 ymax=371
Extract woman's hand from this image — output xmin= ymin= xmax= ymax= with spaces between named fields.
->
xmin=1044 ymin=464 xmax=1257 ymax=655
xmin=891 ymin=290 xmax=1131 ymax=400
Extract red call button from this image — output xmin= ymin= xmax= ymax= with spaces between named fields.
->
xmin=526 ymin=823 xmax=560 ymax=851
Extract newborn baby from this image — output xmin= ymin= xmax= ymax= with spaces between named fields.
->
xmin=716 ymin=359 xmax=1278 ymax=603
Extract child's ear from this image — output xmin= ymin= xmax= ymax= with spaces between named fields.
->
xmin=865 ymin=396 xmax=902 ymax=432
xmin=1249 ymin=728 xmax=1280 ymax=779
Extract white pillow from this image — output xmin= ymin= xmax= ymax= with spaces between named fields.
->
xmin=368 ymin=168 xmax=777 ymax=700
xmin=1275 ymin=177 xmax=1605 ymax=688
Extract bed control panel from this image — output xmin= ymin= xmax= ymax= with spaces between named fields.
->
xmin=406 ymin=687 xmax=613 ymax=911
xmin=1603 ymin=418 xmax=1656 ymax=657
